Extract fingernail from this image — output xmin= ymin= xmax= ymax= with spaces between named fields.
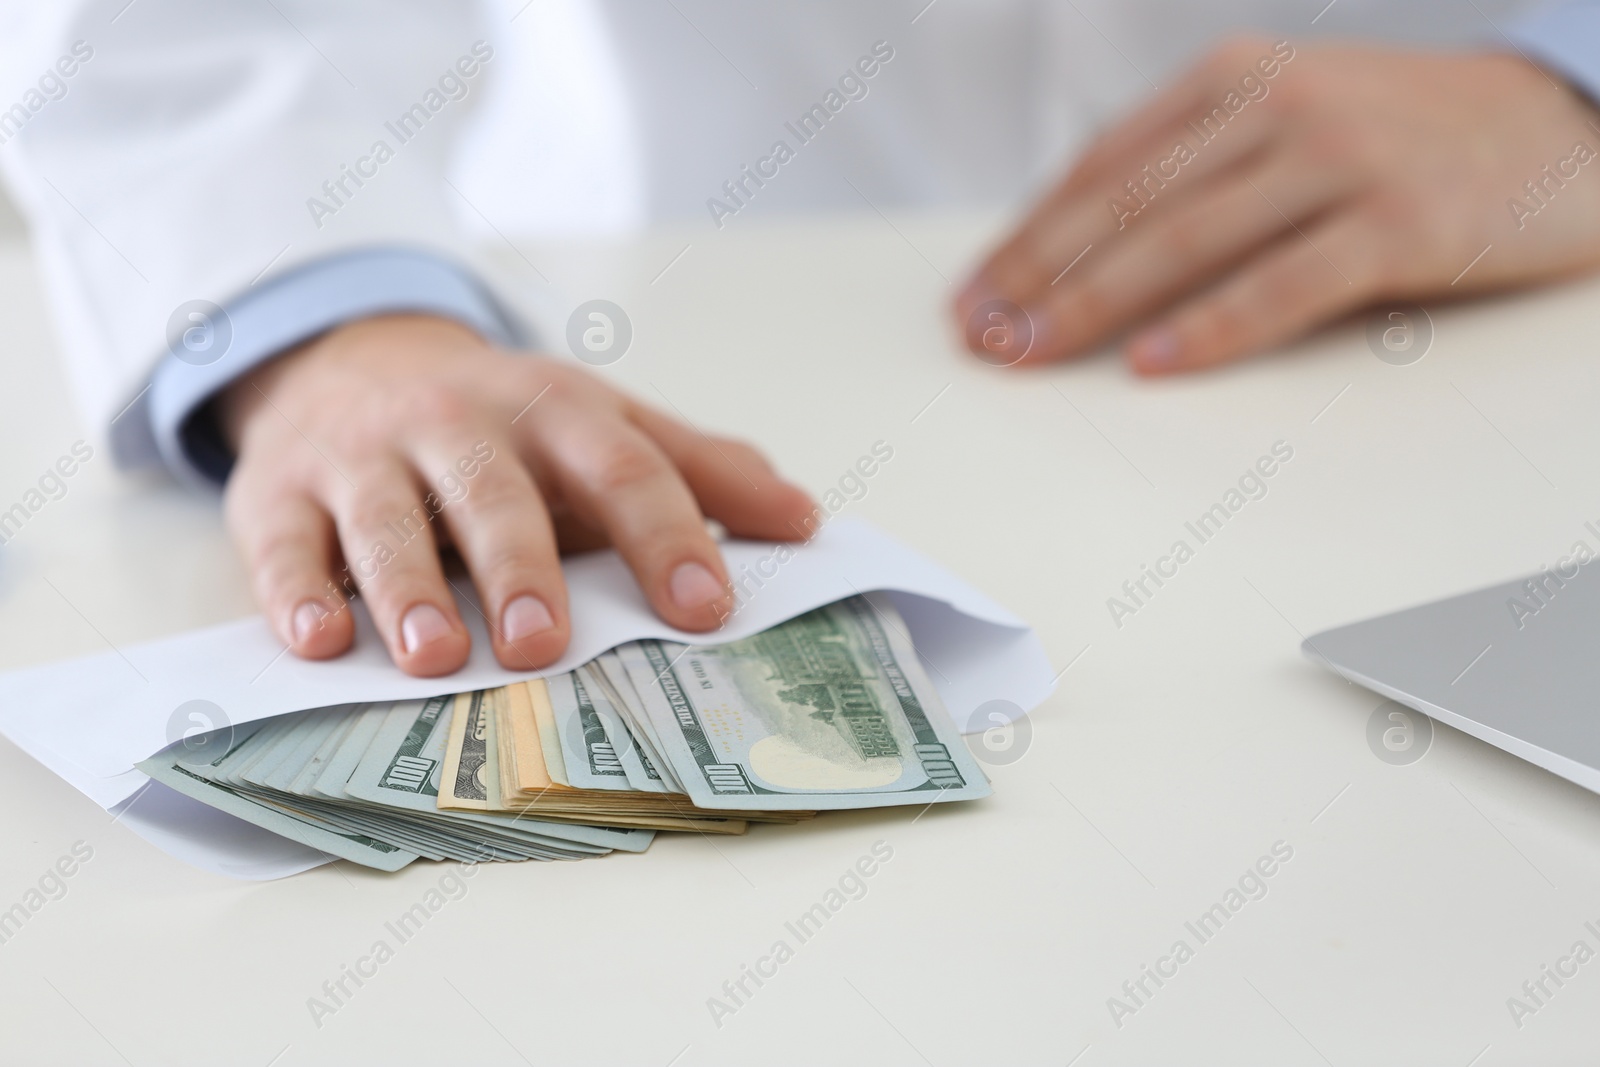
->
xmin=669 ymin=561 xmax=726 ymax=611
xmin=1129 ymin=327 xmax=1181 ymax=369
xmin=292 ymin=600 xmax=326 ymax=644
xmin=502 ymin=595 xmax=555 ymax=642
xmin=401 ymin=603 xmax=453 ymax=654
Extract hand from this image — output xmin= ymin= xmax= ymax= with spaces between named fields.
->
xmin=955 ymin=39 xmax=1600 ymax=374
xmin=219 ymin=314 xmax=816 ymax=677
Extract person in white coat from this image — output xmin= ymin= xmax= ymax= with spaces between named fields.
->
xmin=2 ymin=0 xmax=1598 ymax=677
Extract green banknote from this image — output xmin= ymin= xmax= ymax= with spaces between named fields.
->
xmin=136 ymin=726 xmax=419 ymax=872
xmin=615 ymin=593 xmax=990 ymax=811
xmin=347 ymin=695 xmax=650 ymax=854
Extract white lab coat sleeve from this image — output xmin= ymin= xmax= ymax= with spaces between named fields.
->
xmin=0 ymin=0 xmax=523 ymax=478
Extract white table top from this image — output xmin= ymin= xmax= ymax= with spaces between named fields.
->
xmin=3 ymin=213 xmax=1600 ymax=1064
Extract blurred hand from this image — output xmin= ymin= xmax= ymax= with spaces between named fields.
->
xmin=220 ymin=314 xmax=815 ymax=677
xmin=956 ymin=40 xmax=1600 ymax=374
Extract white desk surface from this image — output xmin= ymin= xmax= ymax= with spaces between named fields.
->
xmin=3 ymin=214 xmax=1600 ymax=1065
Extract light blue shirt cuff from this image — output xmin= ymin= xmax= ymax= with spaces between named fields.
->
xmin=1509 ymin=1 xmax=1600 ymax=106
xmin=145 ymin=247 xmax=525 ymax=487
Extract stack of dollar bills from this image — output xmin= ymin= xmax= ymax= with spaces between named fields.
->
xmin=136 ymin=594 xmax=990 ymax=871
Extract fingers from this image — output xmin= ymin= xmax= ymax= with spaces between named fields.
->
xmin=524 ymin=401 xmax=733 ymax=631
xmin=409 ymin=435 xmax=571 ymax=671
xmin=322 ymin=460 xmax=471 ymax=677
xmin=1018 ymin=151 xmax=1356 ymax=363
xmin=628 ymin=404 xmax=819 ymax=541
xmin=956 ymin=41 xmax=1287 ymax=344
xmin=1124 ymin=211 xmax=1384 ymax=374
xmin=956 ymin=121 xmax=1277 ymax=341
xmin=1053 ymin=52 xmax=1221 ymax=198
xmin=225 ymin=481 xmax=354 ymax=660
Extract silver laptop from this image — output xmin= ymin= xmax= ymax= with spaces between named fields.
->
xmin=1304 ymin=565 xmax=1600 ymax=792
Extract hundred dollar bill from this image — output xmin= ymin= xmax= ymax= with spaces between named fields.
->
xmin=287 ymin=709 xmax=365 ymax=795
xmin=249 ymin=707 xmax=352 ymax=792
xmin=311 ymin=702 xmax=390 ymax=801
xmin=526 ymin=679 xmax=570 ymax=787
xmin=442 ymin=684 xmax=760 ymax=834
xmin=235 ymin=701 xmax=572 ymax=861
xmin=594 ymin=651 xmax=682 ymax=791
xmin=496 ymin=682 xmax=556 ymax=799
xmin=438 ymin=689 xmax=494 ymax=810
xmin=547 ymin=671 xmax=640 ymax=792
xmin=136 ymin=729 xmax=418 ymax=872
xmin=579 ymin=663 xmax=672 ymax=794
xmin=616 ymin=593 xmax=991 ymax=811
xmin=348 ymin=694 xmax=647 ymax=854
xmin=215 ymin=711 xmax=305 ymax=789
xmin=289 ymin=701 xmax=524 ymax=861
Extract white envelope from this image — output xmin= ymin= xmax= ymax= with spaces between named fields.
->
xmin=0 ymin=518 xmax=1054 ymax=878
